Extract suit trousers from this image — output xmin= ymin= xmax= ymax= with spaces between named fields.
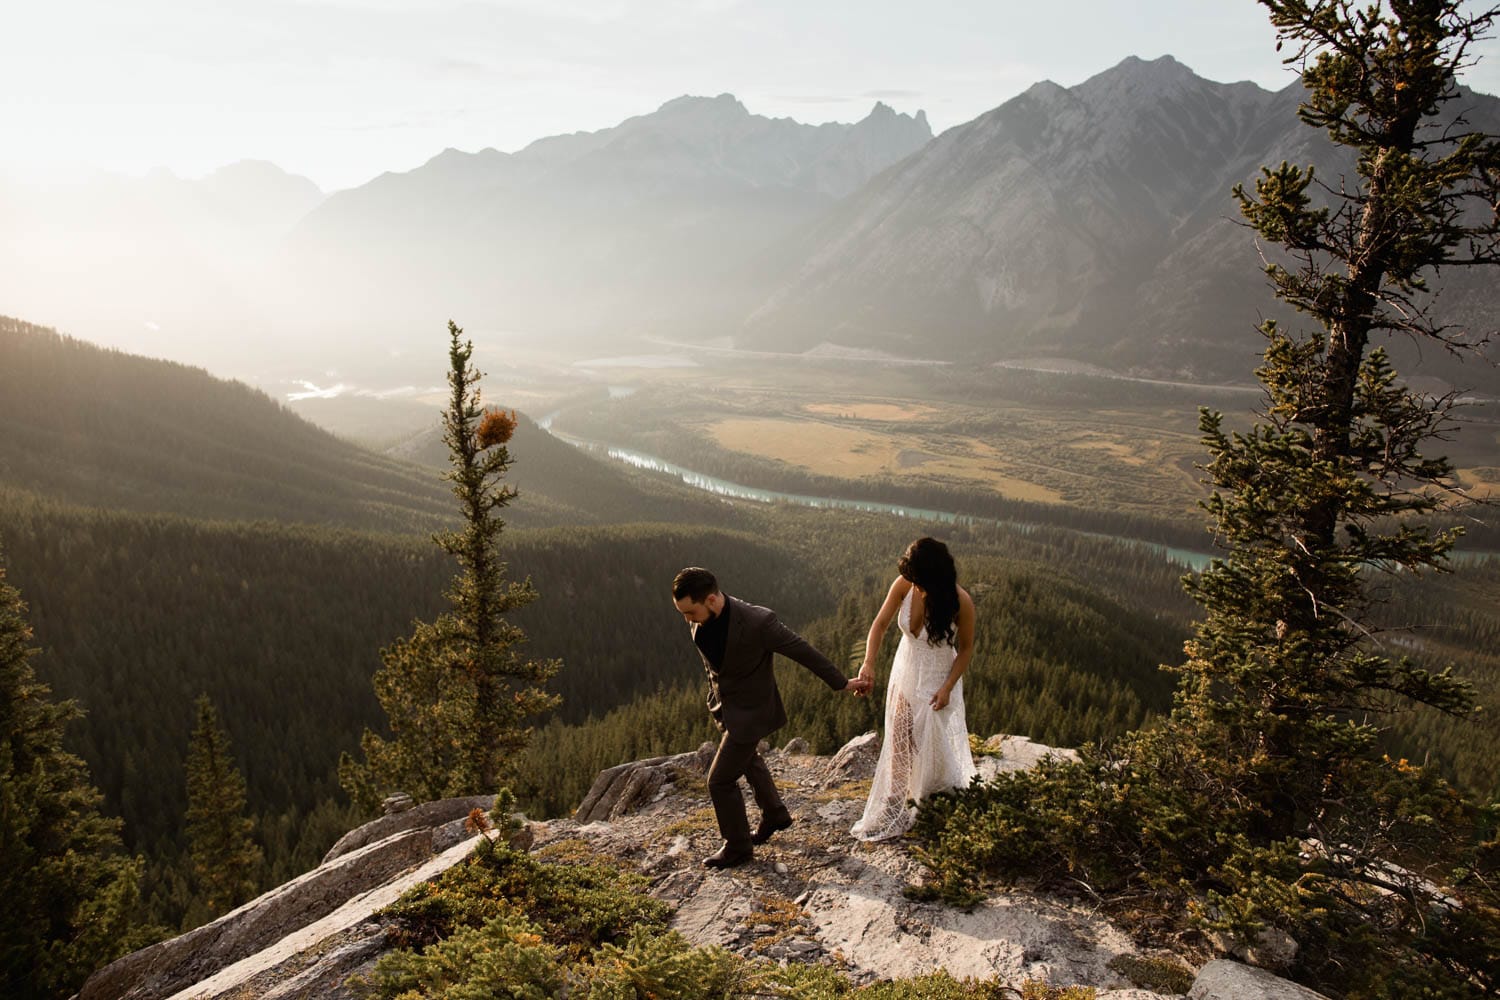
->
xmin=707 ymin=732 xmax=789 ymax=850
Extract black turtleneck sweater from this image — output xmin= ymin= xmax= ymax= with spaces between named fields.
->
xmin=693 ymin=597 xmax=731 ymax=668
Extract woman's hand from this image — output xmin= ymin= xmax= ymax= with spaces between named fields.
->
xmin=929 ymin=685 xmax=952 ymax=711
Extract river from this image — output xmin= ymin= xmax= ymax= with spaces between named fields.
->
xmin=542 ymin=425 xmax=1217 ymax=570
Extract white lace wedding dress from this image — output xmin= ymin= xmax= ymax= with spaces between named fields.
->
xmin=851 ymin=587 xmax=978 ymax=842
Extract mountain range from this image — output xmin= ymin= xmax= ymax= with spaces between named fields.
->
xmin=273 ymin=94 xmax=932 ymax=355
xmin=742 ymin=55 xmax=1500 ymax=386
xmin=4 ymin=56 xmax=1497 ymax=389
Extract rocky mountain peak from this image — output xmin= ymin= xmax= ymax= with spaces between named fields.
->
xmin=655 ymin=92 xmax=752 ymax=120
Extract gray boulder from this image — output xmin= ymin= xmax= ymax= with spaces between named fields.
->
xmin=575 ymin=742 xmax=715 ymax=824
xmin=824 ymin=731 xmax=881 ymax=783
xmin=1188 ymin=960 xmax=1331 ymax=999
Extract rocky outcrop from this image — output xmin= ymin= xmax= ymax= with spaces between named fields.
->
xmin=575 ymin=742 xmax=717 ymax=824
xmin=975 ymin=733 xmax=1081 ymax=779
xmin=322 ymin=793 xmax=494 ymax=863
xmin=823 ymin=729 xmax=881 ymax=782
xmin=79 ymin=736 xmax=1331 ymax=1000
xmin=77 ymin=797 xmax=504 ymax=1000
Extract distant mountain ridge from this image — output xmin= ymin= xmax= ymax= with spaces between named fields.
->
xmin=276 ymin=95 xmax=932 ymax=352
xmin=739 ymin=56 xmax=1500 ymax=388
xmin=0 ymin=162 xmax=324 ymax=369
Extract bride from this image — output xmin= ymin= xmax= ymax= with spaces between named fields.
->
xmin=851 ymin=536 xmax=978 ymax=841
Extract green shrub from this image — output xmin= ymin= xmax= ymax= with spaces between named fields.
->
xmin=572 ymin=928 xmax=763 ymax=1000
xmin=379 ymin=844 xmax=669 ymax=954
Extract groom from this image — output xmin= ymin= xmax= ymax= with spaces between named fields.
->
xmin=672 ymin=567 xmax=870 ymax=869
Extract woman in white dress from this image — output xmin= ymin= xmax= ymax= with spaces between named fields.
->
xmin=851 ymin=536 xmax=978 ymax=841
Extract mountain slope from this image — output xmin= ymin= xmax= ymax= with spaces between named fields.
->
xmin=739 ymin=56 xmax=1500 ymax=389
xmin=0 ymin=316 xmax=734 ymax=532
xmin=382 ymin=407 xmax=733 ymax=529
xmin=0 ymin=316 xmax=453 ymax=531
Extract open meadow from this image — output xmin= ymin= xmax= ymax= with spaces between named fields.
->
xmin=545 ymin=350 xmax=1500 ymax=534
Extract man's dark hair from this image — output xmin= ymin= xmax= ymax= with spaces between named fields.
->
xmin=672 ymin=567 xmax=719 ymax=602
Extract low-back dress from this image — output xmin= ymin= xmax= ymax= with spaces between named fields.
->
xmin=851 ymin=586 xmax=978 ymax=841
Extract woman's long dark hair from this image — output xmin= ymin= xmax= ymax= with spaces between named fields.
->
xmin=898 ymin=536 xmax=959 ymax=647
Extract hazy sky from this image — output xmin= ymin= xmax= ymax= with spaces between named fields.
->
xmin=8 ymin=0 xmax=1500 ymax=192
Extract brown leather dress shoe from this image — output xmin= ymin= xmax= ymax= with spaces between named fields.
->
xmin=702 ymin=844 xmax=754 ymax=869
xmin=751 ymin=812 xmax=794 ymax=846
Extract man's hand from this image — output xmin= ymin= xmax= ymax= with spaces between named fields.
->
xmin=845 ymin=676 xmax=873 ymax=697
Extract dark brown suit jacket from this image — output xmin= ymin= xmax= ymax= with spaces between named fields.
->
xmin=691 ymin=596 xmax=847 ymax=743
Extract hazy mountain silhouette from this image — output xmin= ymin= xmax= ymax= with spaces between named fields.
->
xmin=739 ymin=56 xmax=1500 ymax=389
xmin=273 ymin=95 xmax=932 ymax=361
xmin=5 ymin=63 xmax=1495 ymax=390
xmin=0 ymin=162 xmax=324 ymax=370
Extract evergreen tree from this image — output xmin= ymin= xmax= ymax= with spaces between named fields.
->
xmin=1177 ymin=0 xmax=1497 ymax=844
xmin=1131 ymin=1 xmax=1500 ymax=989
xmin=913 ymin=4 xmax=1500 ymax=994
xmin=0 ymin=554 xmax=152 ymax=999
xmin=341 ymin=322 xmax=560 ymax=810
xmin=184 ymin=693 xmax=262 ymax=920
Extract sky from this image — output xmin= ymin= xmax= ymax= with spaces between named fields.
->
xmin=7 ymin=0 xmax=1500 ymax=193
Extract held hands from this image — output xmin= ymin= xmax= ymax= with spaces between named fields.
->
xmin=845 ymin=675 xmax=874 ymax=697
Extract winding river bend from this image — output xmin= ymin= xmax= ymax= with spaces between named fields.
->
xmin=542 ymin=423 xmax=1216 ymax=570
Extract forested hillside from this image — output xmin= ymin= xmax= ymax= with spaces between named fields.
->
xmin=1 ymin=314 xmax=737 ymax=534
xmin=0 ymin=316 xmax=451 ymax=532
xmin=0 ymin=490 xmax=828 ymax=854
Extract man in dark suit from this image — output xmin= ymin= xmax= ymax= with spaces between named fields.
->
xmin=672 ymin=566 xmax=870 ymax=869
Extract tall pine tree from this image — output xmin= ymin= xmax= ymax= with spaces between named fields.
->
xmin=1148 ymin=0 xmax=1500 ymax=990
xmin=0 ymin=554 xmax=153 ymax=999
xmin=184 ymin=694 xmax=262 ymax=921
xmin=341 ymin=322 xmax=560 ymax=810
xmin=912 ymin=4 xmax=1500 ymax=995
